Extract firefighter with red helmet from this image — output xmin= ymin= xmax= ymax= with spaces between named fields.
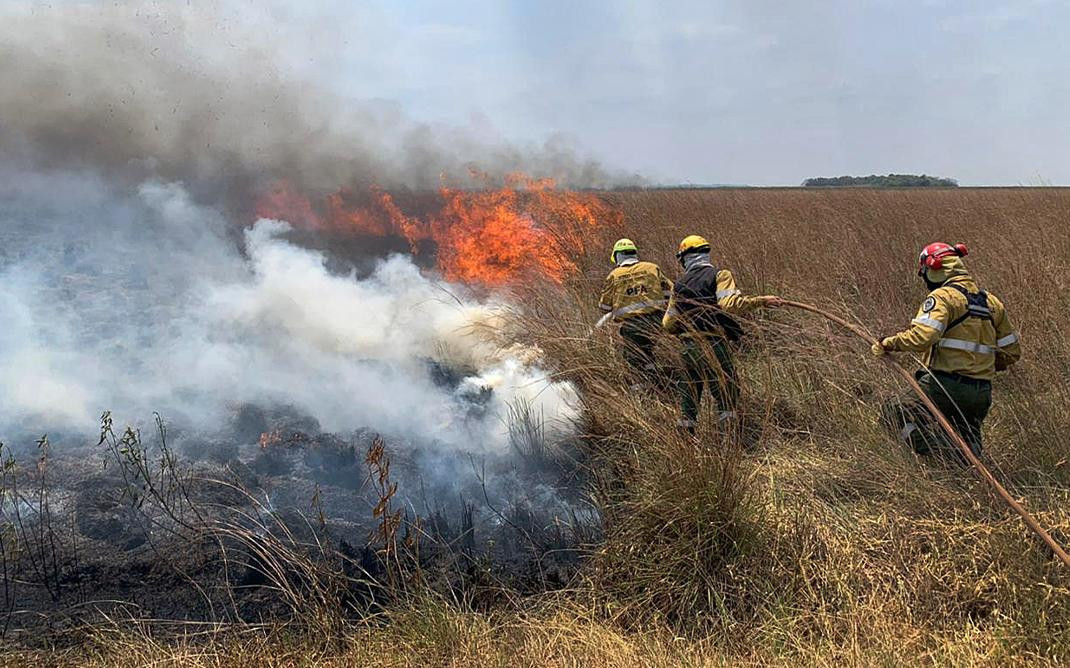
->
xmin=598 ymin=238 xmax=674 ymax=386
xmin=873 ymin=242 xmax=1022 ymax=458
xmin=662 ymin=235 xmax=783 ymax=433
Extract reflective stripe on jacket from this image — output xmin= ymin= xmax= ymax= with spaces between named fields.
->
xmin=598 ymin=259 xmax=673 ymax=322
xmin=884 ymin=275 xmax=1022 ymax=380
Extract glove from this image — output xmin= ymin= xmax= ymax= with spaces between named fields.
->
xmin=871 ymin=337 xmax=895 ymax=357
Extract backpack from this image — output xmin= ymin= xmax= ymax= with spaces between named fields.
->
xmin=674 ymin=265 xmax=746 ymax=343
xmin=942 ymin=283 xmax=993 ymax=332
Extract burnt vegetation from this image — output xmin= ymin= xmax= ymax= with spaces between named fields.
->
xmin=0 ymin=406 xmax=595 ymax=646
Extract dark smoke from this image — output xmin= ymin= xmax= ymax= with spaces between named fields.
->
xmin=0 ymin=1 xmax=636 ymax=205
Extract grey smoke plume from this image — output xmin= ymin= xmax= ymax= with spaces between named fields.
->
xmin=0 ymin=169 xmax=577 ymax=451
xmin=0 ymin=2 xmax=603 ymax=441
xmin=0 ymin=2 xmax=600 ymax=543
xmin=0 ymin=0 xmax=592 ymax=477
xmin=0 ymin=1 xmax=633 ymax=200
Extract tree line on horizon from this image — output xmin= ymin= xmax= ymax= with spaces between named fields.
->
xmin=802 ymin=174 xmax=958 ymax=188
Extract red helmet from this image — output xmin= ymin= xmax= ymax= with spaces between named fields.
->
xmin=918 ymin=242 xmax=968 ymax=276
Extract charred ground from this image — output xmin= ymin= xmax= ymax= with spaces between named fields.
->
xmin=0 ymin=400 xmax=594 ymax=646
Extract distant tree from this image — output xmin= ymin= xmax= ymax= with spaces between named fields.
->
xmin=802 ymin=174 xmax=958 ymax=188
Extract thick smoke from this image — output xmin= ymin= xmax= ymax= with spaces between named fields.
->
xmin=0 ymin=2 xmax=593 ymax=432
xmin=0 ymin=2 xmax=633 ymax=201
xmin=0 ymin=171 xmax=576 ymax=452
xmin=0 ymin=2 xmax=599 ymax=574
xmin=0 ymin=0 xmax=594 ymax=511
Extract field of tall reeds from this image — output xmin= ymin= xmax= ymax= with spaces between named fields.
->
xmin=520 ymin=187 xmax=1070 ymax=664
xmin=9 ymin=187 xmax=1070 ymax=667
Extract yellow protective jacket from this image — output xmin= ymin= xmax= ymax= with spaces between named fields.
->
xmin=662 ymin=263 xmax=764 ymax=339
xmin=598 ymin=259 xmax=673 ymax=322
xmin=883 ymin=263 xmax=1021 ymax=380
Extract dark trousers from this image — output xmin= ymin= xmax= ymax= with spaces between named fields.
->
xmin=881 ymin=371 xmax=992 ymax=461
xmin=619 ymin=313 xmax=662 ymax=385
xmin=676 ymin=336 xmax=738 ymax=429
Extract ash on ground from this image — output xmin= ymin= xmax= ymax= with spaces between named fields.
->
xmin=0 ymin=402 xmax=598 ymax=645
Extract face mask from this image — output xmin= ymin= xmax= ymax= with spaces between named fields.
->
xmin=681 ymin=252 xmax=713 ymax=271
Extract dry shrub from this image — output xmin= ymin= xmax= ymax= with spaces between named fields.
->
xmin=589 ymin=431 xmax=763 ymax=632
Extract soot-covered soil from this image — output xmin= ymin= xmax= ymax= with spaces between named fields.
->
xmin=0 ymin=404 xmax=595 ymax=647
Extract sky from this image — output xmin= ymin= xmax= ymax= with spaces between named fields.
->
xmin=12 ymin=0 xmax=1070 ymax=186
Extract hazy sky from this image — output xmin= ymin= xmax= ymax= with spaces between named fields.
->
xmin=17 ymin=0 xmax=1070 ymax=186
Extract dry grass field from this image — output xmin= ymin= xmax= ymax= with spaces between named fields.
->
xmin=7 ymin=187 xmax=1070 ymax=667
xmin=517 ymin=187 xmax=1070 ymax=664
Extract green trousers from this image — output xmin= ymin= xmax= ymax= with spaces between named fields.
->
xmin=676 ymin=337 xmax=738 ymax=429
xmin=881 ymin=371 xmax=992 ymax=460
xmin=619 ymin=313 xmax=662 ymax=386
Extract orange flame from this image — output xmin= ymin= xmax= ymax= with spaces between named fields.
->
xmin=253 ymin=174 xmax=620 ymax=286
xmin=258 ymin=429 xmax=310 ymax=448
xmin=259 ymin=430 xmax=282 ymax=449
xmin=431 ymin=183 xmax=565 ymax=284
xmin=255 ymin=181 xmax=323 ymax=230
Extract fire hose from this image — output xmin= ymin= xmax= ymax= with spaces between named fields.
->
xmin=593 ymin=297 xmax=1070 ymax=565
xmin=781 ymin=299 xmax=1070 ymax=568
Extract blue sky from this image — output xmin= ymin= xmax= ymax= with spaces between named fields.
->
xmin=29 ymin=0 xmax=1070 ymax=186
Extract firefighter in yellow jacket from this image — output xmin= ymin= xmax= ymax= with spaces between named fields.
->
xmin=873 ymin=242 xmax=1021 ymax=458
xmin=598 ymin=238 xmax=673 ymax=386
xmin=662 ymin=235 xmax=782 ymax=432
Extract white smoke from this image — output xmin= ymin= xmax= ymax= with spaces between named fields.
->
xmin=0 ymin=0 xmax=589 ymax=463
xmin=0 ymin=172 xmax=577 ymax=451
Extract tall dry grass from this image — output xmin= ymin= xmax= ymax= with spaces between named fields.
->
xmin=513 ymin=187 xmax=1070 ymax=662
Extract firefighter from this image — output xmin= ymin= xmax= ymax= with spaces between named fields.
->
xmin=872 ymin=242 xmax=1021 ymax=459
xmin=598 ymin=238 xmax=674 ymax=387
xmin=662 ymin=235 xmax=782 ymax=432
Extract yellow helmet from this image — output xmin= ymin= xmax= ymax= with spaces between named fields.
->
xmin=676 ymin=235 xmax=710 ymax=259
xmin=611 ymin=238 xmax=639 ymax=264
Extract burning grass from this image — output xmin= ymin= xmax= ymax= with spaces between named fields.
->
xmin=253 ymin=173 xmax=621 ymax=287
xmin=5 ymin=187 xmax=1070 ymax=665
